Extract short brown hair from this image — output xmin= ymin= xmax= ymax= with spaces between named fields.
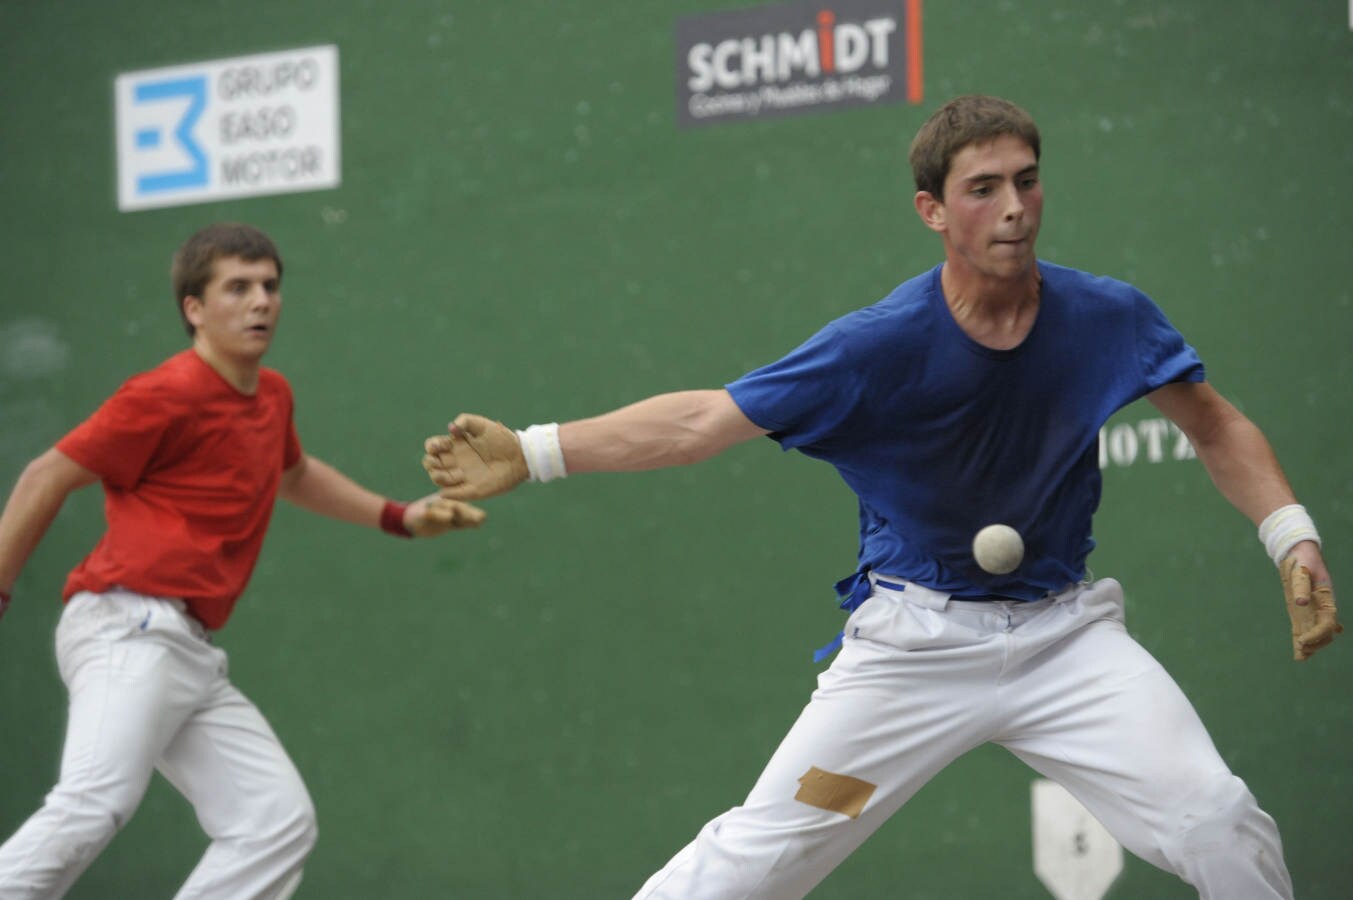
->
xmin=909 ymin=95 xmax=1041 ymax=199
xmin=171 ymin=223 xmax=283 ymax=336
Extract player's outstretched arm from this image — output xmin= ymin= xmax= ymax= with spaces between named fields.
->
xmin=424 ymin=390 xmax=769 ymax=501
xmin=0 ymin=449 xmax=99 ymax=620
xmin=1149 ymin=381 xmax=1340 ymax=660
xmin=280 ymin=454 xmax=485 ymax=538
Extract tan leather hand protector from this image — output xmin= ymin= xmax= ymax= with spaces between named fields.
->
xmin=414 ymin=497 xmax=487 ymax=535
xmin=423 ymin=414 xmax=529 ymax=500
xmin=1280 ymin=556 xmax=1342 ymax=661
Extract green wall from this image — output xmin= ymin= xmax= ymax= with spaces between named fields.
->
xmin=1 ymin=1 xmax=1350 ymax=897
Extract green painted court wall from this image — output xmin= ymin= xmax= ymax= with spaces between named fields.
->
xmin=1 ymin=1 xmax=1350 ymax=897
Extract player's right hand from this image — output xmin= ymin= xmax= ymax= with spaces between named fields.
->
xmin=423 ymin=413 xmax=529 ymax=501
xmin=409 ymin=494 xmax=487 ymax=536
xmin=1280 ymin=552 xmax=1341 ymax=661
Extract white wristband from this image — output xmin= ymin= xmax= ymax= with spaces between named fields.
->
xmin=516 ymin=423 xmax=567 ymax=483
xmin=1258 ymin=503 xmax=1321 ymax=566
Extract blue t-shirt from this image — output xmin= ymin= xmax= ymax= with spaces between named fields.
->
xmin=726 ymin=261 xmax=1204 ymax=600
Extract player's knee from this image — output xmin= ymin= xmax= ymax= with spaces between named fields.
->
xmin=283 ymin=812 xmax=319 ymax=866
xmin=223 ymin=777 xmax=317 ymax=860
xmin=266 ymin=789 xmax=319 ymax=859
xmin=294 ymin=801 xmax=319 ymax=856
xmin=1158 ymin=773 xmax=1266 ymax=866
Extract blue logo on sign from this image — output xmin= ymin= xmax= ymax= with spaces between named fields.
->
xmin=132 ymin=76 xmax=208 ymax=194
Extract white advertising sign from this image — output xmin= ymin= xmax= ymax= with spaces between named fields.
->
xmin=1032 ymin=779 xmax=1123 ymax=900
xmin=115 ymin=45 xmax=340 ymax=211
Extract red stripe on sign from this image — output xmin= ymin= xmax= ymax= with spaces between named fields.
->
xmin=907 ymin=0 xmax=923 ymax=103
xmin=818 ymin=10 xmax=836 ymax=74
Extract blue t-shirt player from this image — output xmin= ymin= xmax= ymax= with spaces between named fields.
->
xmin=426 ymin=94 xmax=1335 ymax=900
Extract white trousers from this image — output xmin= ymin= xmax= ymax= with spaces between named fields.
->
xmin=0 ymin=591 xmax=316 ymax=900
xmin=635 ymin=578 xmax=1292 ymax=899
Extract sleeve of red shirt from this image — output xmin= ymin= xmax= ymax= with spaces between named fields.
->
xmin=56 ymin=374 xmax=176 ymax=489
xmin=283 ymin=417 xmax=302 ymax=469
xmin=274 ymin=372 xmax=303 ymax=470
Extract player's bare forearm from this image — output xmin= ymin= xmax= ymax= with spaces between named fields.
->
xmin=282 ymin=454 xmax=484 ymax=536
xmin=560 ymin=389 xmax=768 ymax=474
xmin=1172 ymin=404 xmax=1333 ymax=583
xmin=1191 ymin=419 xmax=1298 ymax=525
xmin=1150 ymin=380 xmax=1339 ymax=658
xmin=280 ymin=454 xmax=386 ymax=527
xmin=0 ymin=449 xmax=98 ymax=598
xmin=424 ymin=391 xmax=765 ymax=499
xmin=1148 ymin=382 xmax=1298 ymax=525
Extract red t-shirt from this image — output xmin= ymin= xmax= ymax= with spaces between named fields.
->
xmin=57 ymin=349 xmax=302 ymax=629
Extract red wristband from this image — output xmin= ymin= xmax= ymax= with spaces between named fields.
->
xmin=380 ymin=500 xmax=413 ymax=538
xmin=0 ymin=590 xmax=10 ymax=618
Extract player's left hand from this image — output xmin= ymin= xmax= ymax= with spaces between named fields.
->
xmin=1279 ymin=543 xmax=1341 ymax=661
xmin=405 ymin=493 xmax=486 ymax=536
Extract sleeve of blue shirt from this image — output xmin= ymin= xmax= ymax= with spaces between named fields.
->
xmin=725 ymin=322 xmax=864 ymax=452
xmin=1132 ymin=287 xmax=1206 ymax=392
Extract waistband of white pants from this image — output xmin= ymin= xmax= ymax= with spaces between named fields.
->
xmin=869 ymin=574 xmax=1077 ymax=611
xmin=98 ymin=587 xmax=213 ymax=636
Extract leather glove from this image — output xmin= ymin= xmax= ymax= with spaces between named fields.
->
xmin=423 ymin=414 xmax=528 ymax=500
xmin=1280 ymin=555 xmax=1342 ymax=661
xmin=408 ymin=496 xmax=487 ymax=535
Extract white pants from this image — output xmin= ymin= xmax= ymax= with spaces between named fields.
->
xmin=635 ymin=578 xmax=1292 ymax=899
xmin=0 ymin=591 xmax=317 ymax=900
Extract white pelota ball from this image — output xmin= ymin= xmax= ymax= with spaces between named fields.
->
xmin=973 ymin=524 xmax=1024 ymax=574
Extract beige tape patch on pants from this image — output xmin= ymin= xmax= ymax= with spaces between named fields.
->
xmin=794 ymin=766 xmax=876 ymax=819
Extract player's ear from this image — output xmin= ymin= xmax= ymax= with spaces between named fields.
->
xmin=183 ymin=295 xmax=205 ymax=329
xmin=914 ymin=191 xmax=946 ymax=233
